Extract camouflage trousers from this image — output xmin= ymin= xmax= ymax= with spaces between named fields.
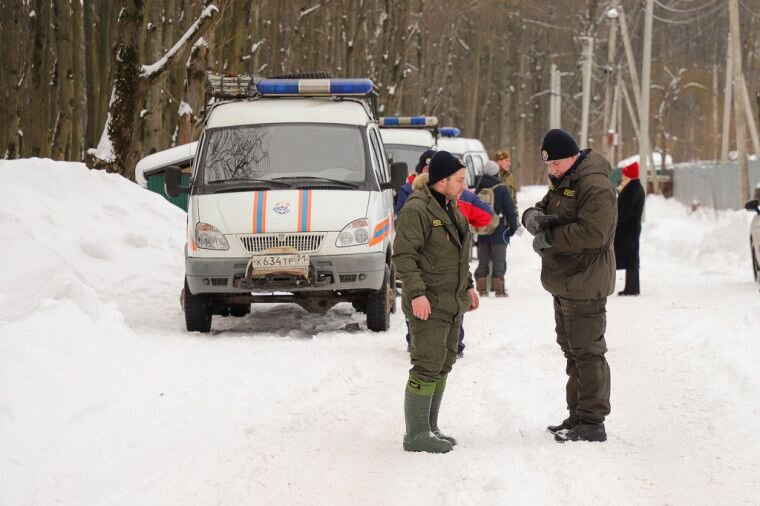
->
xmin=408 ymin=315 xmax=462 ymax=383
xmin=554 ymin=296 xmax=611 ymax=424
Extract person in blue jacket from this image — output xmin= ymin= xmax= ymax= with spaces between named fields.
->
xmin=395 ymin=150 xmax=494 ymax=357
xmin=474 ymin=161 xmax=519 ymax=297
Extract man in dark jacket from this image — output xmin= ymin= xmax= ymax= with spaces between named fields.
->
xmin=474 ymin=160 xmax=519 ymax=297
xmin=521 ymin=128 xmax=617 ymax=443
xmin=393 ymin=150 xmax=480 ymax=453
xmin=615 ymin=160 xmax=645 ymax=295
xmin=394 ymin=149 xmax=437 ymax=217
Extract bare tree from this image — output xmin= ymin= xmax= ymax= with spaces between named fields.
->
xmin=88 ymin=2 xmax=220 ymax=180
xmin=51 ymin=0 xmax=75 ymax=160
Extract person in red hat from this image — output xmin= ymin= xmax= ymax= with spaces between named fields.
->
xmin=615 ymin=160 xmax=645 ymax=295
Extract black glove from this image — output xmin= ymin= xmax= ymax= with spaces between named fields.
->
xmin=523 ymin=208 xmax=561 ymax=236
xmin=532 ymin=229 xmax=552 ymax=257
xmin=534 ymin=213 xmax=561 ymax=230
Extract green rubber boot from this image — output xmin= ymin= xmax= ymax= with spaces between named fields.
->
xmin=429 ymin=374 xmax=457 ymax=446
xmin=403 ymin=375 xmax=453 ymax=453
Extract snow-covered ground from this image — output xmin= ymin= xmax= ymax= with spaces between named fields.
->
xmin=1 ymin=159 xmax=759 ymax=506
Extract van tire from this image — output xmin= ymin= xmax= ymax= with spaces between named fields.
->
xmin=366 ymin=265 xmax=392 ymax=332
xmin=184 ymin=280 xmax=212 ymax=333
xmin=268 ymin=71 xmax=333 ymax=79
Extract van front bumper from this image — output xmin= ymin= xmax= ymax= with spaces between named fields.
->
xmin=186 ymin=252 xmax=386 ymax=294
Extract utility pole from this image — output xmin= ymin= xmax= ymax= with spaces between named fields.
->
xmin=712 ymin=64 xmax=719 ymax=161
xmin=550 ymin=63 xmax=560 ymax=128
xmin=740 ymin=77 xmax=760 ymax=154
xmin=639 ymin=0 xmax=654 ymax=194
xmin=580 ymin=36 xmax=594 ymax=148
xmin=602 ymin=6 xmax=619 ymax=162
xmin=617 ymin=72 xmax=624 ymax=163
xmin=618 ymin=7 xmax=641 ymax=116
xmin=729 ymin=0 xmax=749 ymax=202
xmin=721 ymin=33 xmax=733 ymax=162
xmin=609 ymin=78 xmax=620 ymax=167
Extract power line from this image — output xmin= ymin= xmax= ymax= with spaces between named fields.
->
xmin=652 ymin=3 xmax=725 ymax=24
xmin=739 ymin=0 xmax=760 ymax=17
xmin=654 ymin=0 xmax=720 ymax=14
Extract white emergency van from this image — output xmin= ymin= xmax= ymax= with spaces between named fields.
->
xmin=378 ymin=116 xmax=438 ymax=174
xmin=165 ymin=76 xmax=407 ymax=333
xmin=436 ymin=128 xmax=489 ymax=188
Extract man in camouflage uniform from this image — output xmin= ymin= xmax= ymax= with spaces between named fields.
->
xmin=494 ymin=149 xmax=518 ymax=205
xmin=393 ymin=150 xmax=480 ymax=453
xmin=522 ymin=129 xmax=617 ymax=443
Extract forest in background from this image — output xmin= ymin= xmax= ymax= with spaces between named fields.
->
xmin=1 ymin=0 xmax=759 ymax=185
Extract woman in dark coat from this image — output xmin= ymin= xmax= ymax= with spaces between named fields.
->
xmin=615 ymin=161 xmax=645 ymax=295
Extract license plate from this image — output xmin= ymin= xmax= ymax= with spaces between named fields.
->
xmin=248 ymin=253 xmax=310 ymax=273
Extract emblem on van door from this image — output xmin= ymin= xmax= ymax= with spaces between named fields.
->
xmin=273 ymin=201 xmax=291 ymax=215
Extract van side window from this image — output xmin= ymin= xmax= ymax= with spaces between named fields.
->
xmin=368 ymin=128 xmax=389 ymax=183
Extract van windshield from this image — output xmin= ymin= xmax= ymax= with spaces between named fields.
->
xmin=384 ymin=144 xmax=428 ymax=175
xmin=199 ymin=124 xmax=367 ymax=186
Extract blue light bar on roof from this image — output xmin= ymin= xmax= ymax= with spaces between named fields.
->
xmin=439 ymin=127 xmax=461 ymax=137
xmin=379 ymin=116 xmax=438 ymax=127
xmin=256 ymin=78 xmax=375 ymax=96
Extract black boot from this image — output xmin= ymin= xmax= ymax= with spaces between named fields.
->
xmin=554 ymin=423 xmax=607 ymax=443
xmin=618 ymin=268 xmax=640 ymax=296
xmin=546 ymin=415 xmax=580 ymax=434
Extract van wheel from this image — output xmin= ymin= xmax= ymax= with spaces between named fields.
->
xmin=366 ymin=265 xmax=392 ymax=332
xmin=752 ymin=240 xmax=759 ymax=282
xmin=229 ymin=304 xmax=251 ymax=317
xmin=184 ymin=280 xmax=212 ymax=333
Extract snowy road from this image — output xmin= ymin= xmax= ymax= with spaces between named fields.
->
xmin=2 ymin=160 xmax=759 ymax=505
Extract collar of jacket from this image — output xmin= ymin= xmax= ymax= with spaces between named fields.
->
xmin=416 ymin=184 xmax=465 ymax=248
xmin=477 ymin=174 xmax=503 ymax=191
xmin=549 ymin=148 xmax=590 ymax=189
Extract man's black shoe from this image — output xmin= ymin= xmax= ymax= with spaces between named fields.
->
xmin=617 ymin=290 xmax=639 ymax=296
xmin=554 ymin=423 xmax=607 ymax=443
xmin=546 ymin=416 xmax=579 ymax=434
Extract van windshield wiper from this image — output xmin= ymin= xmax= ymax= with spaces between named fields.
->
xmin=271 ymin=176 xmax=358 ymax=188
xmin=206 ymin=178 xmax=291 ymax=188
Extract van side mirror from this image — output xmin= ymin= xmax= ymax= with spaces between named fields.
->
xmin=745 ymin=199 xmax=760 ymax=214
xmin=381 ymin=161 xmax=408 ymax=190
xmin=165 ymin=165 xmax=189 ymax=197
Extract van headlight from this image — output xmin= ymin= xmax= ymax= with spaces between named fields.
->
xmin=336 ymin=218 xmax=370 ymax=247
xmin=195 ymin=222 xmax=230 ymax=250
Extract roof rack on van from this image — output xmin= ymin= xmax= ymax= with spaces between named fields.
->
xmin=206 ymin=72 xmax=258 ymax=99
xmin=439 ymin=127 xmax=461 ymax=137
xmin=379 ymin=116 xmax=438 ymax=128
xmin=204 ymin=73 xmax=380 ymax=119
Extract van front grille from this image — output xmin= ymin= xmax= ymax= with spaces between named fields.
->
xmin=239 ymin=233 xmax=326 ymax=253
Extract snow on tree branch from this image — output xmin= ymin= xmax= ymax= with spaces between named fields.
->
xmin=141 ymin=5 xmax=219 ymax=80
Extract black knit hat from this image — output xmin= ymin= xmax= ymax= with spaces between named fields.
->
xmin=415 ymin=149 xmax=437 ymax=173
xmin=428 ymin=150 xmax=466 ymax=186
xmin=541 ymin=128 xmax=580 ymax=161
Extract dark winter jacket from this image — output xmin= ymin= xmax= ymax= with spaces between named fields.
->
xmin=393 ymin=182 xmax=474 ymax=322
xmin=614 ymin=178 xmax=645 ymax=269
xmin=522 ymin=149 xmax=617 ymax=300
xmin=475 ymin=174 xmax=519 ymax=244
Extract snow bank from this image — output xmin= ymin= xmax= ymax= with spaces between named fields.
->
xmin=1 ymin=165 xmax=758 ymax=506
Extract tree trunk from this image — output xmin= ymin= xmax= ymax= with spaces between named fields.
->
xmin=143 ymin=0 xmax=165 ymax=155
xmin=84 ymin=0 xmax=99 ymax=150
xmin=71 ymin=0 xmax=83 ymax=159
xmin=3 ymin=2 xmax=22 ymax=158
xmin=51 ymin=0 xmax=75 ymax=160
